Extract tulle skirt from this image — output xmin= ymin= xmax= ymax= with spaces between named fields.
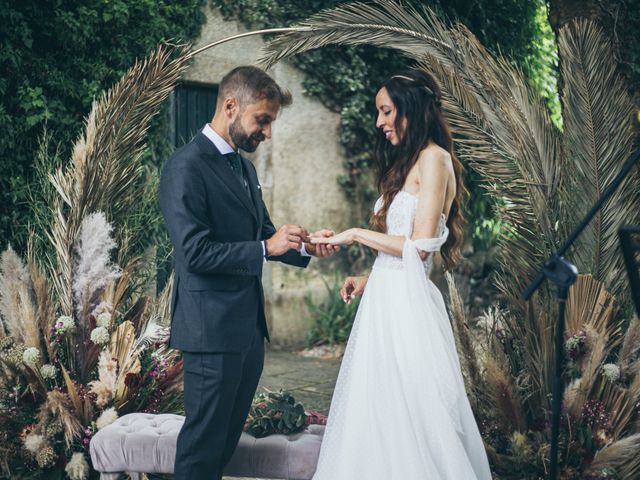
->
xmin=312 ymin=260 xmax=492 ymax=480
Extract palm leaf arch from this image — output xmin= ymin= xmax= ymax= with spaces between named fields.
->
xmin=260 ymin=0 xmax=639 ymax=309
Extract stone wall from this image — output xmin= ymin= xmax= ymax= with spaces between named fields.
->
xmin=183 ymin=4 xmax=349 ymax=346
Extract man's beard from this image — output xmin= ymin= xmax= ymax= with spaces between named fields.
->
xmin=229 ymin=117 xmax=264 ymax=153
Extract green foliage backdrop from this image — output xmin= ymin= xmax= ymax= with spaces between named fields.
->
xmin=0 ymin=0 xmax=206 ymax=250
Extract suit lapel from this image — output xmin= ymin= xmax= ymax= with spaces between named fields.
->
xmin=194 ymin=133 xmax=257 ymax=220
xmin=242 ymin=156 xmax=264 ymax=234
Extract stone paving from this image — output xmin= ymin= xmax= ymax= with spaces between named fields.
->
xmin=255 ymin=347 xmax=342 ymax=415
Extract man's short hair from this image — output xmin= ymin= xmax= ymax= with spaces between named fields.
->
xmin=217 ymin=66 xmax=292 ymax=110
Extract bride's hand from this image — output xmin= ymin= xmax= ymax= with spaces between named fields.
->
xmin=340 ymin=275 xmax=369 ymax=304
xmin=310 ymin=228 xmax=358 ymax=246
xmin=304 ymin=229 xmax=339 ymax=257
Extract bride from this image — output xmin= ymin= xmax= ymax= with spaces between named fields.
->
xmin=310 ymin=69 xmax=492 ymax=479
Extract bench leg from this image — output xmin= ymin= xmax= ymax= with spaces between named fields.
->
xmin=100 ymin=474 xmax=121 ymax=480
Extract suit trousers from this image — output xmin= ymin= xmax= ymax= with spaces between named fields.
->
xmin=174 ymin=324 xmax=265 ymax=480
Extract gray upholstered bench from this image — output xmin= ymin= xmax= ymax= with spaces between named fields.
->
xmin=89 ymin=413 xmax=325 ymax=480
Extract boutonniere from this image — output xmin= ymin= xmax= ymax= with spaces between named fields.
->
xmin=257 ymin=184 xmax=262 ymax=190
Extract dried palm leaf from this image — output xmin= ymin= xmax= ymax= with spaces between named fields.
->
xmin=132 ymin=318 xmax=165 ymax=353
xmin=618 ymin=317 xmax=640 ymax=375
xmin=564 ymin=325 xmax=607 ymax=420
xmin=37 ymin=390 xmax=83 ymax=450
xmin=558 ymin=20 xmax=640 ymax=302
xmin=586 ymin=433 xmax=640 ymax=479
xmin=108 ymin=255 xmax=143 ymax=322
xmin=113 ymin=354 xmax=142 ymax=408
xmin=59 ymin=363 xmax=89 ymax=425
xmin=112 ymin=316 xmax=166 ymax=411
xmin=109 ymin=321 xmax=137 ymax=371
xmin=26 ymin=255 xmax=55 ymax=362
xmin=507 ymin=301 xmax=554 ymax=423
xmin=127 ymin=297 xmax=151 ymax=335
xmin=484 ymin=355 xmax=526 ymax=432
xmin=260 ymin=1 xmax=455 ymax=70
xmin=602 ymin=382 xmax=636 ymax=440
xmin=154 ymin=272 xmax=174 ymax=327
xmin=565 ymin=275 xmax=621 ymax=345
xmin=109 ymin=321 xmax=141 ymax=406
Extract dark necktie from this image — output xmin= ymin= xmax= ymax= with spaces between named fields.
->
xmin=225 ymin=152 xmax=251 ymax=196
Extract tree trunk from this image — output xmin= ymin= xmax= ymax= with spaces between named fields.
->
xmin=549 ymin=0 xmax=640 ymax=109
xmin=548 ymin=0 xmax=600 ymax=33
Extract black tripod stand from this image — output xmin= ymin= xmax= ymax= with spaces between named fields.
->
xmin=522 ymin=145 xmax=640 ymax=480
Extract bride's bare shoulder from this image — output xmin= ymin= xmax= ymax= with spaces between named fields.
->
xmin=416 ymin=144 xmax=452 ymax=175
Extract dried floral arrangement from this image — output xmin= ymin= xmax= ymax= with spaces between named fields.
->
xmin=0 ymin=43 xmax=192 ymax=479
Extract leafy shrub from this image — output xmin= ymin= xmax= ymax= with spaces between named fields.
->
xmin=0 ymin=0 xmax=206 ymax=250
xmin=305 ymin=275 xmax=360 ymax=347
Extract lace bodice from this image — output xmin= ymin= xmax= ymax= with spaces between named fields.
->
xmin=372 ymin=191 xmax=447 ymax=275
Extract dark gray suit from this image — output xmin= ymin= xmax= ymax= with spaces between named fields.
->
xmin=159 ymin=131 xmax=310 ymax=479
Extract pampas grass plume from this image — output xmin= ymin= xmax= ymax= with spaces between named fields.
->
xmin=96 ymin=407 xmax=118 ymax=430
xmin=65 ymin=452 xmax=89 ymax=480
xmin=0 ymin=245 xmax=40 ymax=347
xmin=73 ymin=212 xmax=121 ymax=319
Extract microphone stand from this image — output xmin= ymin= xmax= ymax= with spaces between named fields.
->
xmin=522 ymin=145 xmax=640 ymax=480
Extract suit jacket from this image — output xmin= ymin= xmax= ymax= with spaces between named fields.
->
xmin=159 ymin=132 xmax=310 ymax=352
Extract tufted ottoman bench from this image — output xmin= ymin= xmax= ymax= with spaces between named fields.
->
xmin=89 ymin=413 xmax=325 ymax=480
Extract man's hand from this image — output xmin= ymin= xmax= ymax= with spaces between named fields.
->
xmin=305 ymin=229 xmax=339 ymax=257
xmin=340 ymin=275 xmax=369 ymax=304
xmin=265 ymin=224 xmax=309 ymax=256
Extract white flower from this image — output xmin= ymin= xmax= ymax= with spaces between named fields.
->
xmin=565 ymin=336 xmax=580 ymax=351
xmin=40 ymin=364 xmax=57 ymax=379
xmin=55 ymin=315 xmax=75 ymax=334
xmin=23 ymin=433 xmax=44 ymax=453
xmin=602 ymin=363 xmax=620 ymax=382
xmin=22 ymin=347 xmax=40 ymax=367
xmin=96 ymin=407 xmax=119 ymax=430
xmin=96 ymin=312 xmax=111 ymax=328
xmin=64 ymin=452 xmax=89 ymax=480
xmin=65 ymin=452 xmax=89 ymax=480
xmin=90 ymin=326 xmax=110 ymax=345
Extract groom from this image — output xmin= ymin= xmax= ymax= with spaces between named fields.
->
xmin=159 ymin=66 xmax=335 ymax=480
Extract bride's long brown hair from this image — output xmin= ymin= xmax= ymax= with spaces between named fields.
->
xmin=370 ymin=69 xmax=466 ymax=270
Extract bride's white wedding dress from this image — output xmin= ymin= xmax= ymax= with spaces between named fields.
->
xmin=312 ymin=191 xmax=492 ymax=480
